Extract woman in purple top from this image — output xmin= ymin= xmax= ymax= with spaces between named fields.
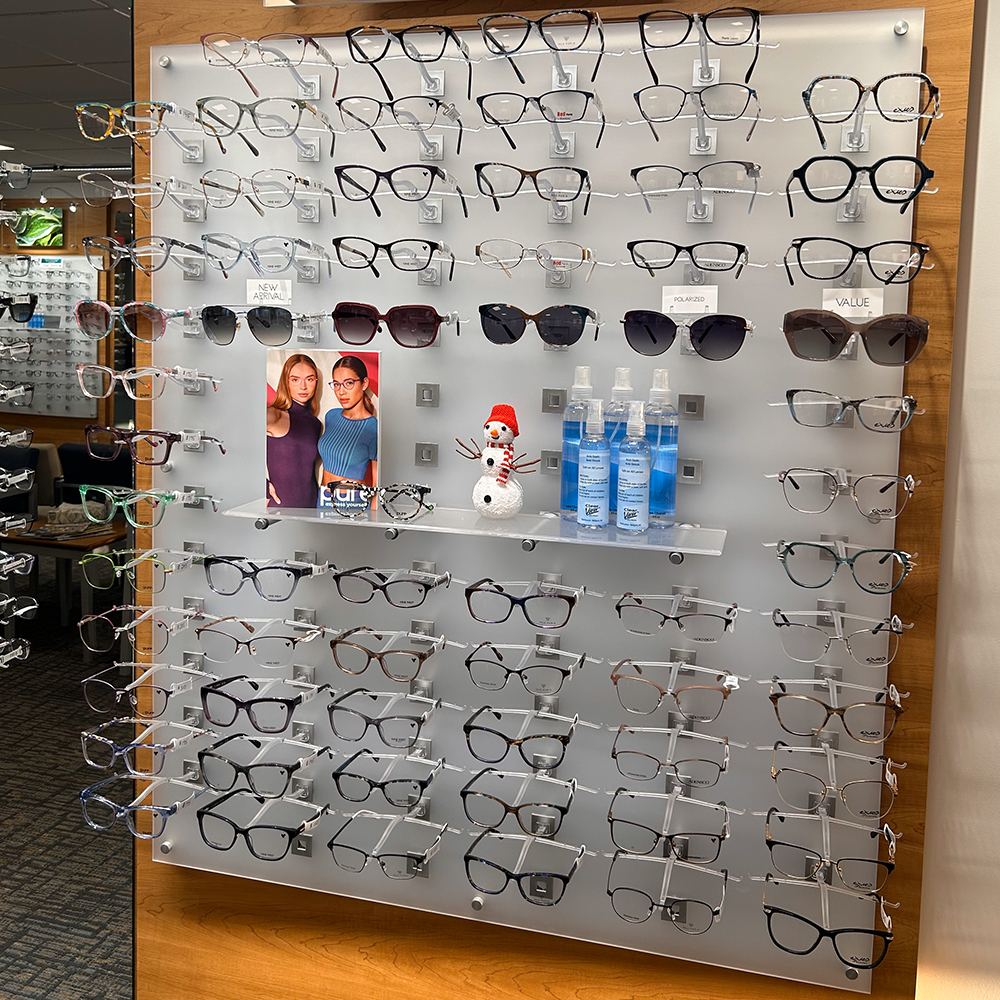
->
xmin=266 ymin=353 xmax=322 ymax=508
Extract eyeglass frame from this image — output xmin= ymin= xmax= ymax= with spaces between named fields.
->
xmin=607 ymin=787 xmax=729 ymax=860
xmin=776 ymin=468 xmax=918 ymax=519
xmin=769 ymin=743 xmax=899 ymax=820
xmin=323 ymin=481 xmax=434 ymax=521
xmin=460 ymin=767 xmax=576 ymax=835
xmin=768 ymin=684 xmax=905 ymax=743
xmin=327 ymin=687 xmax=439 ymax=748
xmin=610 ymin=659 xmax=737 ymax=721
xmin=463 ymin=641 xmax=582 ymax=696
xmin=79 ymin=773 xmax=206 ymax=838
xmin=477 ymin=89 xmax=606 ymax=149
xmin=784 ymin=155 xmax=934 ymax=217
xmin=785 ymin=389 xmax=919 ymax=432
xmin=770 ymin=608 xmax=905 ymax=667
xmin=611 ymin=724 xmax=730 ymax=786
xmin=783 ymin=237 xmax=930 ymax=286
xmin=198 ymin=733 xmax=333 ymax=798
xmin=332 ymin=748 xmax=444 ymax=807
xmin=637 ymin=6 xmax=761 ymax=84
xmin=633 ymin=83 xmax=761 ymax=142
xmin=765 ymin=806 xmax=896 ymax=890
xmin=464 ymin=828 xmax=585 ymax=905
xmin=195 ymin=95 xmax=336 ymax=158
xmin=203 ymin=555 xmax=322 ymax=601
xmin=329 ymin=237 xmax=455 ymax=281
xmin=463 ymin=705 xmax=578 ymax=768
xmin=475 ymin=239 xmax=596 ymax=279
xmin=802 ymin=72 xmax=940 ymax=150
xmin=329 ymin=626 xmax=445 ymax=682
xmin=774 ymin=538 xmax=915 ymax=593
xmin=627 ymin=239 xmax=749 ymax=278
xmin=465 ymin=577 xmax=579 ymax=628
xmin=606 ymin=850 xmax=729 ymax=931
xmin=330 ymin=565 xmax=451 ymax=608
xmin=614 ymin=592 xmax=737 ymax=639
xmin=201 ymin=674 xmax=331 ymax=733
xmin=475 ymin=162 xmax=592 ymax=214
xmin=478 ymin=9 xmax=605 ymax=85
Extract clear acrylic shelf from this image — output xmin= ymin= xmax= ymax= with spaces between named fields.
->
xmin=223 ymin=500 xmax=727 ymax=558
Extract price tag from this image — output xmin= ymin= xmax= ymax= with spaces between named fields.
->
xmin=661 ymin=286 xmax=718 ymax=314
xmin=246 ymin=279 xmax=292 ymax=306
xmin=821 ymin=288 xmax=884 ymax=318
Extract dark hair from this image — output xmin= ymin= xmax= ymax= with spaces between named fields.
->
xmin=333 ymin=355 xmax=375 ymax=416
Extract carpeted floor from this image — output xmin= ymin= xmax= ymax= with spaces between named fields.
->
xmin=0 ymin=561 xmax=132 ymax=1000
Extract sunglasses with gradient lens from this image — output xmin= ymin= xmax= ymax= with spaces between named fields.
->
xmin=622 ymin=311 xmax=750 ymax=360
xmin=332 ymin=302 xmax=452 ymax=348
xmin=479 ymin=303 xmax=596 ymax=347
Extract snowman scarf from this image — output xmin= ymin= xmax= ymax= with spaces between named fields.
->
xmin=497 ymin=443 xmax=514 ymax=485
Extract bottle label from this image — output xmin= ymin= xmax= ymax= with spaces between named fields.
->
xmin=617 ymin=453 xmax=650 ymax=531
xmin=577 ymin=449 xmax=610 ymax=526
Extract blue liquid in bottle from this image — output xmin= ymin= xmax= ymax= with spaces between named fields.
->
xmin=604 ymin=367 xmax=632 ymax=514
xmin=560 ymin=366 xmax=592 ymax=512
xmin=644 ymin=369 xmax=678 ymax=522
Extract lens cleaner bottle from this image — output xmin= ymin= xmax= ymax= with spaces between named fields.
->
xmin=605 ymin=367 xmax=633 ymax=513
xmin=617 ymin=401 xmax=650 ymax=532
xmin=577 ymin=398 xmax=610 ymax=528
xmin=644 ymin=369 xmax=678 ymax=523
xmin=560 ymin=365 xmax=592 ymax=512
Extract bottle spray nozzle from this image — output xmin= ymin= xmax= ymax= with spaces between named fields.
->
xmin=649 ymin=368 xmax=671 ymax=404
xmin=585 ymin=397 xmax=605 ymax=436
xmin=571 ymin=365 xmax=593 ymax=401
xmin=626 ymin=399 xmax=646 ymax=437
xmin=611 ymin=367 xmax=633 ymax=402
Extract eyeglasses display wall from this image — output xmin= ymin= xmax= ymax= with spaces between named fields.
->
xmin=0 ymin=254 xmax=98 ymax=418
xmin=106 ymin=7 xmax=933 ymax=992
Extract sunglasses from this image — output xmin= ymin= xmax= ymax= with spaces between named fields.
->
xmin=75 ymin=300 xmax=187 ymax=343
xmin=0 ymin=294 xmax=37 ymax=323
xmin=198 ymin=305 xmax=323 ymax=347
xmin=783 ymin=310 xmax=928 ymax=365
xmin=332 ymin=301 xmax=457 ymax=348
xmin=479 ymin=303 xmax=598 ymax=347
xmin=622 ymin=311 xmax=751 ymax=360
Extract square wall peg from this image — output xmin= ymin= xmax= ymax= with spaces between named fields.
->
xmin=539 ymin=451 xmax=561 ymax=476
xmin=541 ymin=387 xmax=567 ymax=413
xmin=416 ymin=383 xmax=440 ymax=408
xmin=677 ymin=394 xmax=705 ymax=421
xmin=415 ymin=443 xmax=438 ymax=467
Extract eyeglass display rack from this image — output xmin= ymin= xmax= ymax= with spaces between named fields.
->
xmin=0 ymin=255 xmax=98 ymax=419
xmin=121 ymin=6 xmax=941 ymax=995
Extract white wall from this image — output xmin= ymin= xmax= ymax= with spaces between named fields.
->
xmin=915 ymin=1 xmax=1000 ymax=997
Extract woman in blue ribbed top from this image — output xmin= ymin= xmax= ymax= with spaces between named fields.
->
xmin=318 ymin=356 xmax=377 ymax=498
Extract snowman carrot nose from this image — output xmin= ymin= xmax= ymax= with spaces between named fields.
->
xmin=490 ymin=429 xmax=499 ymax=437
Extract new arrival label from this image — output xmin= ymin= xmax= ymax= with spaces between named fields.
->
xmin=661 ymin=285 xmax=719 ymax=314
xmin=246 ymin=279 xmax=292 ymax=305
xmin=821 ymin=288 xmax=884 ymax=318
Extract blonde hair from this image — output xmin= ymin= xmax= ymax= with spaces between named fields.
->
xmin=272 ymin=353 xmax=320 ymax=416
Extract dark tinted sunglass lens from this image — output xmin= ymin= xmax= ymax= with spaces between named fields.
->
xmin=387 ymin=306 xmax=438 ymax=348
xmin=201 ymin=305 xmax=238 ymax=345
xmin=480 ymin=304 xmax=526 ymax=344
xmin=689 ymin=314 xmax=747 ymax=360
xmin=77 ymin=301 xmax=112 ymax=339
xmin=785 ymin=311 xmax=850 ymax=360
xmin=247 ymin=307 xmax=293 ymax=346
xmin=863 ymin=315 xmax=928 ymax=365
xmin=122 ymin=302 xmax=165 ymax=343
xmin=537 ymin=306 xmax=586 ymax=346
xmin=623 ymin=310 xmax=676 ymax=356
xmin=333 ymin=303 xmax=379 ymax=345
xmin=8 ymin=296 xmax=36 ymax=322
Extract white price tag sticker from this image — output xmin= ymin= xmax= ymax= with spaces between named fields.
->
xmin=246 ymin=279 xmax=292 ymax=306
xmin=821 ymin=288 xmax=884 ymax=318
xmin=661 ymin=285 xmax=718 ymax=314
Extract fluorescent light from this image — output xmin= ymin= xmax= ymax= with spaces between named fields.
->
xmin=0 ymin=145 xmax=14 ymax=152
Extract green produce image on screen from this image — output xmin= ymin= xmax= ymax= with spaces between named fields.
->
xmin=14 ymin=208 xmax=63 ymax=248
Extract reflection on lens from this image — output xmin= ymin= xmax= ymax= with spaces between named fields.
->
xmin=842 ymin=702 xmax=893 ymax=742
xmin=200 ymin=813 xmax=238 ymax=849
xmin=535 ymin=306 xmax=587 ymax=348
xmin=206 ymin=560 xmax=245 ymax=595
xmin=849 ymin=549 xmax=909 ymax=592
xmin=201 ymin=169 xmax=241 ymax=208
xmin=82 ymin=678 xmax=118 ymax=713
xmin=807 ymin=78 xmax=862 ymax=122
xmin=76 ymin=300 xmax=112 ymax=339
xmin=249 ymin=636 xmax=295 ymax=668
xmin=832 ymin=930 xmax=889 ymax=969
xmin=523 ymin=592 xmax=572 ymax=627
xmin=201 ymin=755 xmax=239 ymax=791
xmin=333 ymin=304 xmax=379 ymax=345
xmin=386 ymin=306 xmax=438 ymax=348
xmin=640 ymin=10 xmax=691 ymax=47
xmin=774 ymin=767 xmax=828 ymax=810
xmin=777 ymin=621 xmax=830 ymax=662
xmin=698 ymin=84 xmax=751 ymax=121
xmin=519 ymin=734 xmax=564 ymax=768
xmin=801 ymin=158 xmax=855 ymax=201
xmin=674 ymin=758 xmax=723 ymax=787
xmin=247 ymin=306 xmax=294 ymax=346
xmin=201 ymin=305 xmax=239 ymax=344
xmin=82 ymin=797 xmax=118 ymax=830
xmin=845 ymin=625 xmax=898 ymax=666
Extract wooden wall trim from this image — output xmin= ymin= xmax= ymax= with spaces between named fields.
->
xmin=132 ymin=2 xmax=975 ymax=998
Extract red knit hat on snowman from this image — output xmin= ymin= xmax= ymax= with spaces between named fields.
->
xmin=484 ymin=404 xmax=518 ymax=438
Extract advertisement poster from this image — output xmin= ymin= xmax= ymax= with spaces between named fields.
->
xmin=265 ymin=349 xmax=380 ymax=510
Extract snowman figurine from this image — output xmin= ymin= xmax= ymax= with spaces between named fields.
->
xmin=456 ymin=404 xmax=539 ymax=518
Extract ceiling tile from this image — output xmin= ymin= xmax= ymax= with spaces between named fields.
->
xmin=0 ymin=65 xmax=129 ymax=104
xmin=0 ymin=2 xmax=96 ymax=11
xmin=0 ymin=11 xmax=131 ymax=66
xmin=0 ymin=46 xmax=70 ymax=70
xmin=0 ymin=103 xmax=82 ymax=131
